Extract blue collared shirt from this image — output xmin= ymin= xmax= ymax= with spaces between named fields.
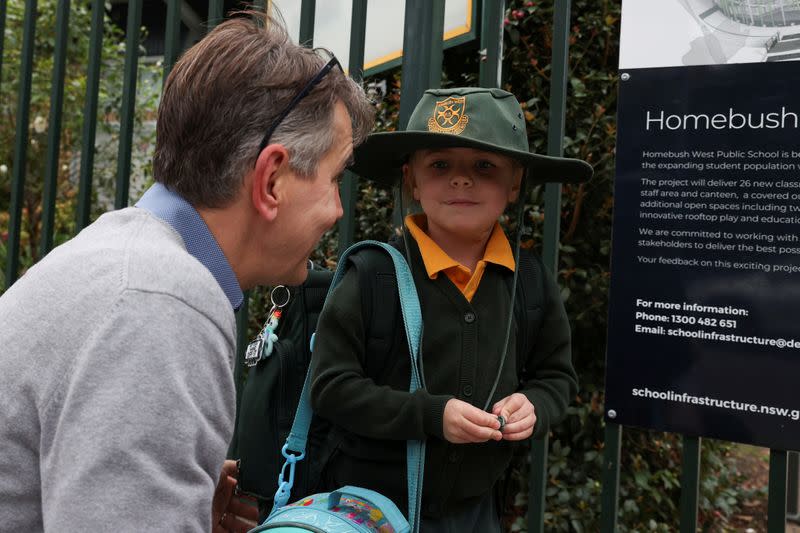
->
xmin=136 ymin=182 xmax=244 ymax=310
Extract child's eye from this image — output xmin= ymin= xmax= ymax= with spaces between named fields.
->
xmin=431 ymin=160 xmax=449 ymax=169
xmin=476 ymin=160 xmax=496 ymax=170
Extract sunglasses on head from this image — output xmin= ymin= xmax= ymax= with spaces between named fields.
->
xmin=257 ymin=51 xmax=343 ymax=156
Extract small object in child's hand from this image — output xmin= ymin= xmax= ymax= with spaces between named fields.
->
xmin=497 ymin=415 xmax=506 ymax=432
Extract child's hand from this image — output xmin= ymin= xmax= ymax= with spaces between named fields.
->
xmin=443 ymin=399 xmax=503 ymax=443
xmin=492 ymin=393 xmax=536 ymax=441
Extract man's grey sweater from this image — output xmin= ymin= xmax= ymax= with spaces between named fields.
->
xmin=0 ymin=208 xmax=236 ymax=531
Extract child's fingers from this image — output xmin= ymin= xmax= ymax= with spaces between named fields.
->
xmin=493 ymin=393 xmax=525 ymax=418
xmin=460 ymin=407 xmax=502 ymax=442
xmin=504 ymin=401 xmax=535 ymax=424
xmin=491 ymin=397 xmax=509 ymax=416
xmin=502 ymin=411 xmax=536 ymax=436
xmin=501 ymin=426 xmax=534 ymax=441
xmin=462 ymin=404 xmax=501 ymax=430
xmin=461 ymin=422 xmax=503 ymax=442
xmin=497 ymin=393 xmax=528 ymax=420
xmin=448 ymin=420 xmax=498 ymax=443
xmin=444 ymin=398 xmax=501 ymax=443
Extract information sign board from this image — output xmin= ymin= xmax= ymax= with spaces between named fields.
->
xmin=606 ymin=0 xmax=800 ymax=449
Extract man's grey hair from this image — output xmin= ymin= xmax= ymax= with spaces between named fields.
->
xmin=153 ymin=12 xmax=375 ymax=208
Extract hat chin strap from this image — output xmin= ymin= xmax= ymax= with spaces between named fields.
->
xmin=482 ymin=178 xmax=529 ymax=412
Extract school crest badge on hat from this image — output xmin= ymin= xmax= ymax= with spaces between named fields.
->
xmin=428 ymin=96 xmax=469 ymax=134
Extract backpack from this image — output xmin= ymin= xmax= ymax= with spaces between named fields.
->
xmin=511 ymin=248 xmax=548 ymax=381
xmin=229 ymin=268 xmax=334 ymax=511
xmin=230 ymin=251 xmax=401 ymax=517
xmin=229 ymin=239 xmax=547 ymax=518
xmin=253 ymin=240 xmax=425 ymax=533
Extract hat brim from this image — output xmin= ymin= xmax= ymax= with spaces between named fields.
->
xmin=350 ymin=131 xmax=594 ymax=188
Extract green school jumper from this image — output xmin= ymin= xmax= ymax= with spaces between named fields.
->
xmin=309 ymin=234 xmax=577 ymax=526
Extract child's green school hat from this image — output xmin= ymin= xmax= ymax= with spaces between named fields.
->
xmin=351 ymin=87 xmax=593 ymax=187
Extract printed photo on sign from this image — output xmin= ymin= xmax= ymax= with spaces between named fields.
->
xmin=620 ymin=0 xmax=800 ymax=68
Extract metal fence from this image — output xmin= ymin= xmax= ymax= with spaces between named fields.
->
xmin=0 ymin=0 xmax=794 ymax=531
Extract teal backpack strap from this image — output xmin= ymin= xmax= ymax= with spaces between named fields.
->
xmin=272 ymin=240 xmax=425 ymax=533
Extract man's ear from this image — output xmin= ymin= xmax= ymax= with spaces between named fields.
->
xmin=508 ymin=167 xmax=524 ymax=203
xmin=252 ymin=145 xmax=289 ymax=222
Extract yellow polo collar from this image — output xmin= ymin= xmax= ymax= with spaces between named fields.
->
xmin=404 ymin=214 xmax=515 ymax=301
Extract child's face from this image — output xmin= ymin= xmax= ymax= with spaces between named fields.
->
xmin=403 ymin=147 xmax=522 ymax=241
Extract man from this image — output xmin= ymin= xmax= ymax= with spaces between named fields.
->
xmin=0 ymin=13 xmax=374 ymax=532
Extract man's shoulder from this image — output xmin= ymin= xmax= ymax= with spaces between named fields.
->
xmin=0 ymin=209 xmax=234 ymax=424
xmin=2 ymin=209 xmax=148 ymax=305
xmin=29 ymin=208 xmax=232 ymax=326
xmin=121 ymin=209 xmax=234 ymax=326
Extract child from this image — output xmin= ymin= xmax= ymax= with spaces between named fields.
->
xmin=309 ymin=87 xmax=592 ymax=532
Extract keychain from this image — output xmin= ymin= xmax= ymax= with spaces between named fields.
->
xmin=244 ymin=285 xmax=291 ymax=368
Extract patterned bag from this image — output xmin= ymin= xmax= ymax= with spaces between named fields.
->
xmin=252 ymin=486 xmax=407 ymax=533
